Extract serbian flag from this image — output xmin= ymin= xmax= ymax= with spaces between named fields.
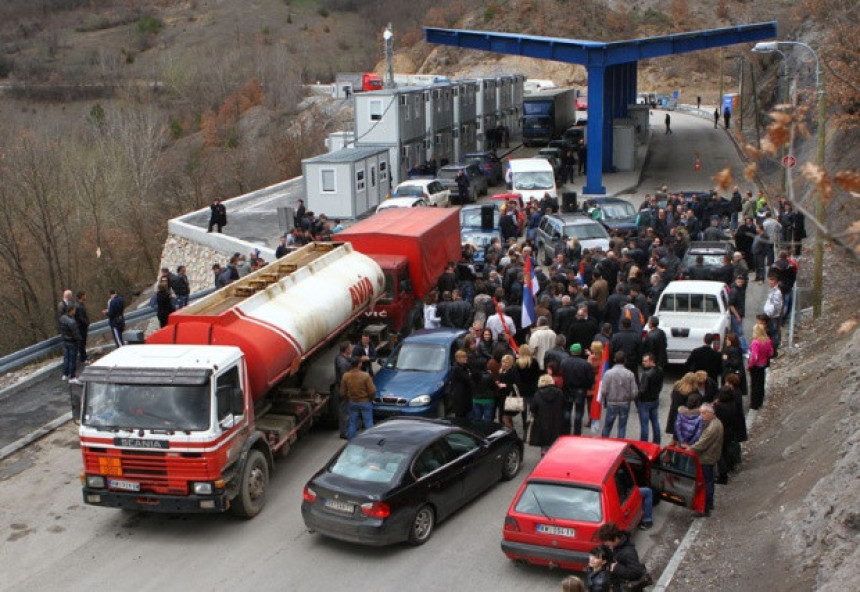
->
xmin=590 ymin=343 xmax=611 ymax=431
xmin=521 ymin=255 xmax=539 ymax=329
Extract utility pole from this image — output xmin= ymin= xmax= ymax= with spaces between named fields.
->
xmin=738 ymin=57 xmax=744 ymax=132
xmin=383 ymin=24 xmax=395 ymax=89
xmin=719 ymin=47 xmax=724 ymax=114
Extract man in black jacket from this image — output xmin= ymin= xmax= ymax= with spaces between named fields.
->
xmin=685 ymin=333 xmax=723 ymax=382
xmin=560 ymin=347 xmax=595 ymax=436
xmin=637 ymin=353 xmax=664 ymax=444
xmin=610 ymin=317 xmax=643 ymax=379
xmin=60 ymin=305 xmax=82 ymax=384
xmin=643 ymin=316 xmax=668 ymax=369
xmin=566 ymin=304 xmax=598 ymax=354
xmin=74 ymin=291 xmax=90 ymax=366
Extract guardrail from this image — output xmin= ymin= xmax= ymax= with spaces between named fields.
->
xmin=0 ymin=288 xmax=215 ymax=374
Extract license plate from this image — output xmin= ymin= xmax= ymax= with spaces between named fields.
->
xmin=537 ymin=524 xmax=575 ymax=537
xmin=324 ymin=499 xmax=355 ymax=514
xmin=108 ymin=479 xmax=140 ymax=492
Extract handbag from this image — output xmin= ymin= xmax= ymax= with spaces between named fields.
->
xmin=504 ymin=384 xmax=524 ymax=413
xmin=623 ymin=572 xmax=654 ymax=592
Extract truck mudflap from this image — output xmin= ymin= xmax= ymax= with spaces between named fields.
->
xmin=82 ymin=488 xmax=230 ymax=513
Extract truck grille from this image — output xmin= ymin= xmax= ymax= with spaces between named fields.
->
xmin=84 ymin=447 xmax=212 ymax=494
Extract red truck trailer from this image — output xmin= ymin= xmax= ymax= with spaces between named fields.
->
xmin=338 ymin=207 xmax=462 ymax=339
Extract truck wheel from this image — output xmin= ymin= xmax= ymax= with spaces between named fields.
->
xmin=501 ymin=445 xmax=522 ymax=481
xmin=232 ymin=450 xmax=268 ymax=518
xmin=407 ymin=504 xmax=435 ymax=546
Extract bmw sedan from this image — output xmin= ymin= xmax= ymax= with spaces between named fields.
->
xmin=302 ymin=417 xmax=523 ymax=546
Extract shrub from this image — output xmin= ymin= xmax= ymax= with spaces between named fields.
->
xmin=317 ymin=7 xmax=329 ymax=18
xmin=169 ymin=117 xmax=183 ymax=139
xmin=136 ymin=16 xmax=162 ymax=35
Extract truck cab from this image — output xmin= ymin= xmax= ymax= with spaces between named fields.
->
xmin=363 ymin=254 xmax=418 ymax=338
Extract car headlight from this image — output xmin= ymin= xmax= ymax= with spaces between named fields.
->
xmin=192 ymin=482 xmax=213 ymax=495
xmin=409 ymin=395 xmax=432 ymax=407
xmin=86 ymin=475 xmax=105 ymax=489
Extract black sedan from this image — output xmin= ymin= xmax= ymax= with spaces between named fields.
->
xmin=301 ymin=417 xmax=523 ymax=546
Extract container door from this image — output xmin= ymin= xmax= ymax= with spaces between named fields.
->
xmin=649 ymin=447 xmax=706 ymax=513
xmin=368 ymin=162 xmax=379 ymax=209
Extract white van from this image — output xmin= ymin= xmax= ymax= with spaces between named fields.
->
xmin=507 ymin=158 xmax=558 ymax=203
xmin=655 ymin=280 xmax=731 ymax=364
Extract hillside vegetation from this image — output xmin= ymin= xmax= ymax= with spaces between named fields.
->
xmin=0 ymin=0 xmax=856 ymax=353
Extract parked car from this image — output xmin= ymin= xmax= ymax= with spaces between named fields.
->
xmin=581 ymin=197 xmax=639 ymax=237
xmin=376 ymin=197 xmax=428 ymax=213
xmin=302 ymin=417 xmax=523 ymax=546
xmin=460 ymin=203 xmax=501 ymax=271
xmin=391 ymin=179 xmax=450 ymax=208
xmin=463 ymin=152 xmax=505 ymax=186
xmin=437 ymin=163 xmax=488 ymax=204
xmin=501 ymin=436 xmax=704 ymax=571
xmin=678 ymin=241 xmax=735 ymax=280
xmin=654 ymin=280 xmax=731 ymax=364
xmin=372 ymin=328 xmax=468 ymax=418
xmin=535 ymin=213 xmax=610 ymax=265
xmin=536 ymin=147 xmax=563 ymax=179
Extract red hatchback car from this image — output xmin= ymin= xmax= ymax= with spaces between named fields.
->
xmin=501 ymin=437 xmax=705 ymax=571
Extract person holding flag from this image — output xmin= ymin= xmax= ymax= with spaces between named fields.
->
xmin=589 ymin=340 xmax=611 ymax=434
xmin=521 ymin=252 xmax=539 ymax=332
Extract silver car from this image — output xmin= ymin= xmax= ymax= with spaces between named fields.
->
xmin=535 ymin=213 xmax=610 ymax=265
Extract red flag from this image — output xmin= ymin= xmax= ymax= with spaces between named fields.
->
xmin=492 ymin=297 xmax=519 ymax=354
xmin=590 ymin=343 xmax=611 ymax=422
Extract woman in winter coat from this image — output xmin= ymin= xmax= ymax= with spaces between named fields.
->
xmin=496 ymin=354 xmax=521 ymax=430
xmin=515 ymin=344 xmax=542 ymax=429
xmin=665 ymin=372 xmax=698 ymax=440
xmin=721 ymin=332 xmax=747 ymax=396
xmin=449 ymin=350 xmax=474 ymax=418
xmin=748 ymin=324 xmax=774 ymax=410
xmin=155 ymin=279 xmax=174 ymax=328
xmin=529 ymin=374 xmax=566 ymax=456
xmin=674 ymin=392 xmax=703 ymax=446
xmin=478 ymin=328 xmax=495 ymax=362
xmin=715 ymin=378 xmax=741 ymax=483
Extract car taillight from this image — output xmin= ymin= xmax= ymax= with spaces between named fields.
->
xmin=504 ymin=516 xmax=521 ymax=532
xmin=302 ymin=486 xmax=317 ymax=503
xmin=360 ymin=502 xmax=391 ymax=519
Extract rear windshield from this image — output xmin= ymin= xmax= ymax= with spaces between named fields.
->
xmin=564 ymin=222 xmax=608 ymax=240
xmin=515 ymin=482 xmax=603 ymax=522
xmin=682 ymin=253 xmax=724 ymax=268
xmin=330 ymin=442 xmax=408 ymax=485
xmin=393 ymin=186 xmax=424 ymax=197
xmin=658 ymin=293 xmax=722 ymax=313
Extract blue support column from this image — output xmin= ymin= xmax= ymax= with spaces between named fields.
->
xmin=583 ymin=65 xmax=606 ymax=195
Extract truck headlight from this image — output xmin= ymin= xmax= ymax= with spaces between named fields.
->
xmin=409 ymin=395 xmax=432 ymax=407
xmin=193 ymin=482 xmax=213 ymax=495
xmin=86 ymin=475 xmax=105 ymax=489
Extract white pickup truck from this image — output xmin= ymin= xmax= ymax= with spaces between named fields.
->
xmin=654 ymin=280 xmax=731 ymax=365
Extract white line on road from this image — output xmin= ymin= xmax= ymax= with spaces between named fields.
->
xmin=653 ymin=519 xmax=704 ymax=591
xmin=0 ymin=412 xmax=72 ymax=461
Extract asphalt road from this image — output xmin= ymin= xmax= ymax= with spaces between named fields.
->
xmin=0 ymin=110 xmax=762 ymax=592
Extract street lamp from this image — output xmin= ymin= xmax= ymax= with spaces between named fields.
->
xmin=752 ymin=40 xmax=826 ymax=319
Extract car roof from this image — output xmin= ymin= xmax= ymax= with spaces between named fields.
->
xmin=379 ymin=197 xmax=424 ymax=207
xmin=353 ymin=418 xmax=457 ymax=448
xmin=687 ymin=241 xmax=732 ymax=250
xmin=661 ymin=280 xmax=728 ymax=294
xmin=397 ymin=179 xmax=437 ymax=188
xmin=529 ymin=436 xmax=628 ymax=485
xmin=403 ymin=328 xmax=468 ymax=345
xmin=585 ymin=197 xmax=629 ymax=205
xmin=549 ymin=213 xmax=600 ymax=225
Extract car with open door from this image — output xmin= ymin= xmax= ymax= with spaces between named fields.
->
xmin=501 ymin=436 xmax=704 ymax=571
xmin=302 ymin=417 xmax=523 ymax=546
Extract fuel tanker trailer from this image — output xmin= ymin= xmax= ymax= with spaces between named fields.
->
xmin=78 ymin=242 xmax=384 ymax=517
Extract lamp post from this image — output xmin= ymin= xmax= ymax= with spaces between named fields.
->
xmin=724 ymin=54 xmax=746 ymax=131
xmin=752 ymin=40 xmax=826 ymax=319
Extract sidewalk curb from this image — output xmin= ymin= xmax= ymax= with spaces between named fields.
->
xmin=0 ymin=412 xmax=73 ymax=461
xmin=653 ymin=520 xmax=704 ymax=591
xmin=0 ymin=362 xmax=62 ymax=403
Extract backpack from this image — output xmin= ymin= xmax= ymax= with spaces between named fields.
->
xmin=622 ymin=303 xmax=644 ymax=334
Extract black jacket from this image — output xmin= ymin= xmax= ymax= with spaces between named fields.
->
xmin=59 ymin=314 xmax=81 ymax=344
xmin=638 ymin=365 xmax=664 ymax=403
xmin=440 ymin=300 xmax=473 ymax=329
xmin=685 ymin=345 xmax=723 ymax=383
xmin=560 ymin=355 xmax=595 ymax=392
xmin=585 ymin=567 xmax=616 ymax=592
xmin=528 ymin=385 xmax=565 ymax=447
xmin=449 ymin=363 xmax=474 ymax=417
xmin=567 ymin=317 xmax=599 ymax=352
xmin=553 ymin=305 xmax=577 ymax=336
xmin=610 ymin=329 xmax=643 ymax=370
xmin=611 ymin=533 xmax=647 ymax=582
xmin=74 ymin=302 xmax=90 ymax=334
xmin=643 ymin=328 xmax=668 ymax=369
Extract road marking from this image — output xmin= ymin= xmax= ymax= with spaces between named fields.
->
xmin=653 ymin=519 xmax=703 ymax=591
xmin=0 ymin=412 xmax=72 ymax=461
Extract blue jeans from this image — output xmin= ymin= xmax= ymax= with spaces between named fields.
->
xmin=702 ymin=463 xmax=715 ymax=512
xmin=470 ymin=400 xmax=494 ymax=421
xmin=730 ymin=315 xmax=748 ymax=355
xmin=637 ymin=400 xmax=661 ymax=444
xmin=347 ymin=401 xmax=374 ymax=439
xmin=639 ymin=487 xmax=654 ymax=524
xmin=62 ymin=342 xmax=77 ymax=379
xmin=602 ymin=404 xmax=630 ymax=438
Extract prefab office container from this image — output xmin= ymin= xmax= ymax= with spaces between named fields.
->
xmin=302 ymin=147 xmax=390 ymax=219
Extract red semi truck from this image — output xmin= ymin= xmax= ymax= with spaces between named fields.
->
xmin=79 ymin=242 xmax=385 ymax=517
xmin=338 ymin=207 xmax=462 ymax=341
xmin=78 ymin=210 xmax=460 ymax=517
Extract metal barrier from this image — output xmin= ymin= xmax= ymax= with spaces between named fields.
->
xmin=0 ymin=288 xmax=215 ymax=374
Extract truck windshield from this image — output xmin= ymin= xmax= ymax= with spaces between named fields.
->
xmin=384 ymin=343 xmax=447 ymax=372
xmin=513 ymin=171 xmax=554 ymax=191
xmin=83 ymin=382 xmax=211 ymax=431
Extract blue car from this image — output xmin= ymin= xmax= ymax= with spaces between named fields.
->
xmin=460 ymin=203 xmax=501 ymax=271
xmin=372 ymin=329 xmax=468 ymax=419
